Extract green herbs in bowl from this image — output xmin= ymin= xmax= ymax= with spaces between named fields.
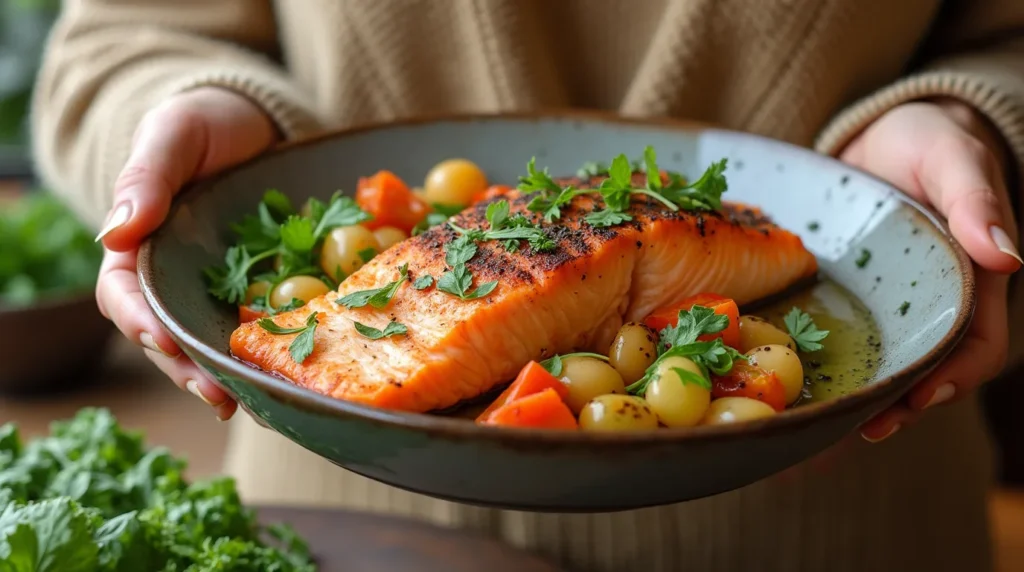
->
xmin=0 ymin=191 xmax=102 ymax=306
xmin=0 ymin=408 xmax=317 ymax=571
xmin=0 ymin=191 xmax=113 ymax=394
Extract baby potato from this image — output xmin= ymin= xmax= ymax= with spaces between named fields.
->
xmin=372 ymin=226 xmax=408 ymax=250
xmin=320 ymin=225 xmax=380 ymax=281
xmin=701 ymin=397 xmax=776 ymax=425
xmin=745 ymin=344 xmax=804 ymax=405
xmin=559 ymin=357 xmax=626 ymax=414
xmin=644 ymin=357 xmax=711 ymax=427
xmin=244 ymin=280 xmax=272 ymax=305
xmin=270 ymin=276 xmax=330 ymax=308
xmin=423 ymin=159 xmax=488 ymax=207
xmin=608 ymin=323 xmax=658 ymax=384
xmin=737 ymin=315 xmax=795 ymax=352
xmin=578 ymin=394 xmax=659 ymax=432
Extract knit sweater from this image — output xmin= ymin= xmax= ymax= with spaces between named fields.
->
xmin=27 ymin=2 xmax=1024 ymax=571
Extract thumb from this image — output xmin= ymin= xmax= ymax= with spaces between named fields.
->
xmin=96 ymin=88 xmax=278 ymax=252
xmin=920 ymin=134 xmax=1022 ymax=274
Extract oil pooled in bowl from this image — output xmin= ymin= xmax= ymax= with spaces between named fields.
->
xmin=757 ymin=278 xmax=882 ymax=404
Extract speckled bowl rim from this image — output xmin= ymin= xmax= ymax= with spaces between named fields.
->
xmin=138 ymin=110 xmax=976 ymax=447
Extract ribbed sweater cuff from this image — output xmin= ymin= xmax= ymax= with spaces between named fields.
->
xmin=815 ymin=71 xmax=1024 ymax=195
xmin=170 ymin=70 xmax=324 ymax=140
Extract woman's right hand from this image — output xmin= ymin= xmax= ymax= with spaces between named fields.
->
xmin=95 ymin=87 xmax=280 ymax=421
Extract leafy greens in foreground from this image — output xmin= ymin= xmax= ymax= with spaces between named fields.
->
xmin=0 ymin=409 xmax=316 ymax=571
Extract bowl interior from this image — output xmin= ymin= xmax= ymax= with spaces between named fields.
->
xmin=144 ymin=114 xmax=972 ymax=431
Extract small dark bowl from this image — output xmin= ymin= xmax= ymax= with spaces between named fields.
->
xmin=0 ymin=291 xmax=115 ymax=395
xmin=138 ymin=112 xmax=974 ymax=512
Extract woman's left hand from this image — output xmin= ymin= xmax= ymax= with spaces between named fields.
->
xmin=839 ymin=98 xmax=1021 ymax=442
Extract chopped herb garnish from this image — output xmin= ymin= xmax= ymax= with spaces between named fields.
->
xmin=431 ymin=202 xmax=466 ymax=217
xmin=256 ymin=312 xmax=319 ymax=363
xmin=540 ymin=352 xmax=609 ymax=377
xmin=412 ymin=275 xmax=434 ymax=290
xmin=910 ymin=280 xmax=917 ymax=287
xmin=353 ymin=320 xmax=408 ymax=340
xmin=807 ymin=221 xmax=820 ymax=232
xmin=671 ymin=367 xmax=712 ymax=390
xmin=783 ymin=307 xmax=830 ymax=352
xmin=336 ymin=263 xmax=409 ymax=309
xmin=898 ymin=301 xmax=910 ymax=316
xmin=437 ymin=264 xmax=498 ymax=300
xmin=626 ymin=305 xmax=744 ymax=395
xmin=449 ymin=200 xmax=556 ymax=252
xmin=412 ymin=212 xmax=450 ymax=236
xmin=206 ymin=191 xmax=371 ymax=305
xmin=855 ymin=248 xmax=872 ymax=268
xmin=584 ymin=209 xmax=633 ymax=228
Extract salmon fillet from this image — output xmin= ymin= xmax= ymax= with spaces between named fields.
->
xmin=230 ymin=173 xmax=818 ymax=413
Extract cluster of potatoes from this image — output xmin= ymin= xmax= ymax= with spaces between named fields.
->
xmin=557 ymin=317 xmax=804 ymax=432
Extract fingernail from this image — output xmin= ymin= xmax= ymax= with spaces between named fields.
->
xmin=924 ymin=383 xmax=956 ymax=409
xmin=186 ymin=379 xmax=219 ymax=407
xmin=139 ymin=332 xmax=174 ymax=357
xmin=990 ymin=226 xmax=1022 ymax=264
xmin=95 ymin=202 xmax=132 ymax=242
xmin=862 ymin=423 xmax=901 ymax=443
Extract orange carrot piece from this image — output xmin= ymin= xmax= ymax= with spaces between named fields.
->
xmin=482 ymin=388 xmax=579 ymax=430
xmin=356 ymin=170 xmax=430 ymax=233
xmin=476 ymin=361 xmax=568 ymax=422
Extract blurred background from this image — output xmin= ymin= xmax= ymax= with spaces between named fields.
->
xmin=0 ymin=1 xmax=1020 ymax=569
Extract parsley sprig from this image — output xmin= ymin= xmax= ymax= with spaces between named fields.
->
xmin=336 ymin=263 xmax=409 ymax=309
xmin=626 ymin=305 xmax=746 ymax=395
xmin=517 ymin=158 xmax=587 ymax=222
xmin=354 ymin=320 xmax=408 ymax=340
xmin=205 ymin=190 xmax=371 ymax=306
xmin=784 ymin=307 xmax=830 ymax=352
xmin=256 ymin=312 xmax=319 ymax=363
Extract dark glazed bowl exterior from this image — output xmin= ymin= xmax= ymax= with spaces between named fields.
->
xmin=0 ymin=292 xmax=115 ymax=395
xmin=138 ymin=112 xmax=974 ymax=512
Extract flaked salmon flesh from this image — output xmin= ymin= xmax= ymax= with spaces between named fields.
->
xmin=230 ymin=173 xmax=818 ymax=413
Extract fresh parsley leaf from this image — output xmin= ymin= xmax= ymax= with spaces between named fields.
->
xmin=335 ymin=264 xmax=409 ymax=309
xmin=526 ymin=185 xmax=583 ymax=222
xmin=855 ymin=248 xmax=872 ymax=268
xmin=279 ymin=216 xmax=316 ymax=253
xmin=671 ymin=367 xmax=712 ymax=390
xmin=584 ymin=209 xmax=633 ymax=228
xmin=517 ymin=157 xmax=562 ymax=195
xmin=643 ymin=146 xmax=662 ymax=191
xmin=597 ymin=154 xmax=635 ymax=212
xmin=479 ymin=226 xmax=556 ymax=252
xmin=539 ymin=353 xmax=609 ymax=377
xmin=485 ymin=200 xmax=510 ymax=231
xmin=229 ymin=203 xmax=281 ymax=253
xmin=898 ymin=301 xmax=910 ymax=316
xmin=256 ymin=312 xmax=318 ymax=363
xmin=204 ymin=247 xmax=274 ymax=304
xmin=660 ymin=158 xmax=728 ymax=212
xmin=412 ymin=275 xmax=434 ymax=290
xmin=260 ymin=189 xmax=294 ymax=218
xmin=783 ymin=307 xmax=830 ymax=352
xmin=437 ymin=264 xmax=497 ymax=300
xmin=353 ymin=320 xmax=408 ymax=340
xmin=658 ymin=305 xmax=730 ymax=353
xmin=312 ymin=195 xmax=371 ymax=240
xmin=357 ymin=247 xmax=377 ymax=263
xmin=445 ymin=234 xmax=479 ymax=267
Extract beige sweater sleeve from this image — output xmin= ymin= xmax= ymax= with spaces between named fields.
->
xmin=815 ymin=1 xmax=1024 ymax=194
xmin=31 ymin=1 xmax=324 ymax=229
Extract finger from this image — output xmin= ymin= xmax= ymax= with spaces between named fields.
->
xmin=905 ymin=269 xmax=1009 ymax=411
xmin=96 ymin=248 xmax=181 ymax=357
xmin=143 ymin=349 xmax=237 ymax=421
xmin=920 ymin=134 xmax=1021 ymax=273
xmin=861 ymin=403 xmax=922 ymax=443
xmin=96 ymin=103 xmax=209 ymax=251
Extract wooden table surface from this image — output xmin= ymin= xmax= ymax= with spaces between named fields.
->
xmin=259 ymin=506 xmax=563 ymax=572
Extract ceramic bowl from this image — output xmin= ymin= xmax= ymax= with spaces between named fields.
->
xmin=138 ymin=113 xmax=973 ymax=512
xmin=0 ymin=291 xmax=115 ymax=395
